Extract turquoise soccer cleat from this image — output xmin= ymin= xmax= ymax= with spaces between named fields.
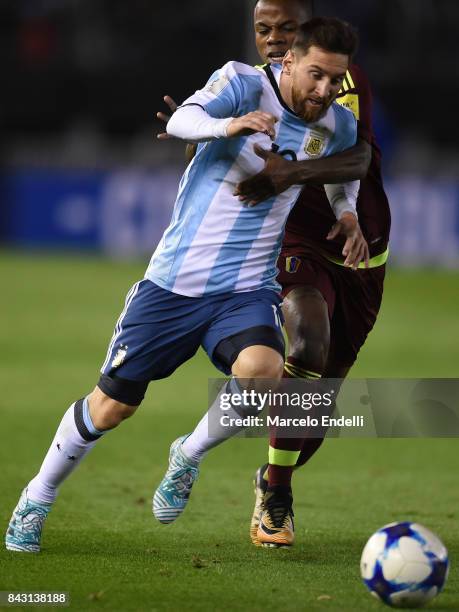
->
xmin=153 ymin=435 xmax=199 ymax=524
xmin=5 ymin=488 xmax=52 ymax=553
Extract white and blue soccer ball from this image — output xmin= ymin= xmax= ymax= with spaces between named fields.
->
xmin=360 ymin=522 xmax=449 ymax=608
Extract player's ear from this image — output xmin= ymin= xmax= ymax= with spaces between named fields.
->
xmin=282 ymin=50 xmax=293 ymax=75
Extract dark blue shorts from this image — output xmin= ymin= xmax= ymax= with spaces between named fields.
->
xmin=100 ymin=279 xmax=284 ymax=382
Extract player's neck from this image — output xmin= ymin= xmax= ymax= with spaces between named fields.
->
xmin=279 ymin=73 xmax=294 ymax=111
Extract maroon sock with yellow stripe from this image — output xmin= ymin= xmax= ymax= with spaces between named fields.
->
xmin=267 ymin=357 xmax=322 ymax=488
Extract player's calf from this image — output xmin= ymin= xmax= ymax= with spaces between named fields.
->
xmin=88 ymin=385 xmax=139 ymax=429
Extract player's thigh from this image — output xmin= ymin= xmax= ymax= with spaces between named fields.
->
xmin=327 ymin=265 xmax=386 ymax=371
xmin=278 ymin=255 xmax=335 ymax=357
xmin=98 ymin=279 xmax=209 ymax=405
xmin=278 ymin=255 xmax=336 ymax=320
xmin=202 ymin=289 xmax=285 ymax=378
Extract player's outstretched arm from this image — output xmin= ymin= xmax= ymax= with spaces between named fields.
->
xmin=167 ymin=106 xmax=277 ymax=143
xmin=234 ymin=139 xmax=371 ymax=206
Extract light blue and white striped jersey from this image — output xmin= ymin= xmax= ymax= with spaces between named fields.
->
xmin=146 ymin=61 xmax=357 ymax=297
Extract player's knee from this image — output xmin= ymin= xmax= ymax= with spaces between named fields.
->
xmin=88 ymin=387 xmax=139 ymax=430
xmin=289 ymin=311 xmax=330 ymax=374
xmin=290 ymin=329 xmax=329 ymax=374
xmin=284 ymin=287 xmax=330 ymax=373
xmin=232 ymin=345 xmax=284 ymax=380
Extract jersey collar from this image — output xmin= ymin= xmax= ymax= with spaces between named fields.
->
xmin=263 ymin=64 xmax=298 ymax=117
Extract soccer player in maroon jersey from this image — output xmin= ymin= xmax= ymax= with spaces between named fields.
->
xmin=157 ymin=0 xmax=389 ymax=548
xmin=235 ymin=0 xmax=390 ymax=548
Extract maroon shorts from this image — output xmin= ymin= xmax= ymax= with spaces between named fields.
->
xmin=277 ymin=248 xmax=386 ymax=368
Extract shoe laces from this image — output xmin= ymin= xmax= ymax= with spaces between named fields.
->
xmin=265 ymin=493 xmax=293 ymax=529
xmin=16 ymin=504 xmax=49 ymax=541
xmin=164 ymin=464 xmax=198 ymax=495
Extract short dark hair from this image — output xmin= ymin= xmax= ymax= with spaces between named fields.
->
xmin=254 ymin=0 xmax=315 ymax=20
xmin=292 ymin=17 xmax=358 ymax=59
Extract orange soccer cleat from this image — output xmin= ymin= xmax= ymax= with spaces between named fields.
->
xmin=256 ymin=488 xmax=294 ymax=548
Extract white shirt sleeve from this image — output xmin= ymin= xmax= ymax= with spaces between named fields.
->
xmin=324 ymin=181 xmax=360 ymax=220
xmin=166 ymin=104 xmax=234 ymax=143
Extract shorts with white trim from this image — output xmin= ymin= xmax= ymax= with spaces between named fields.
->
xmin=98 ymin=279 xmax=284 ymax=404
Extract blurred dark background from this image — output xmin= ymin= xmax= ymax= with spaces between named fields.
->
xmin=1 ymin=1 xmax=246 ymax=141
xmin=1 ymin=0 xmax=459 ymax=263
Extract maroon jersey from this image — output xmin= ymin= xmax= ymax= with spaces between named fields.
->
xmin=282 ymin=64 xmax=390 ymax=261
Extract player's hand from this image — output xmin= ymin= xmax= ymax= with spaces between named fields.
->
xmin=327 ymin=212 xmax=370 ymax=270
xmin=156 ymin=95 xmax=178 ymax=140
xmin=227 ymin=112 xmax=277 ymax=140
xmin=233 ymin=144 xmax=294 ymax=206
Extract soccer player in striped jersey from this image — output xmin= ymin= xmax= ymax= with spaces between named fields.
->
xmin=151 ymin=18 xmax=367 ymax=524
xmin=5 ymin=17 xmax=363 ymax=552
xmin=156 ymin=0 xmax=389 ymax=548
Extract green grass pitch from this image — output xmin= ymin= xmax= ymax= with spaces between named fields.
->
xmin=0 ymin=252 xmax=458 ymax=611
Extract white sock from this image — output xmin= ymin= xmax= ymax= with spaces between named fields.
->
xmin=27 ymin=397 xmax=105 ymax=504
xmin=182 ymin=378 xmax=255 ymax=463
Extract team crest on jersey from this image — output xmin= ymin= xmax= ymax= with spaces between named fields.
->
xmin=305 ymin=131 xmax=326 ymax=157
xmin=112 ymin=344 xmax=128 ymax=368
xmin=285 ymin=256 xmax=301 ymax=273
xmin=205 ymin=75 xmax=229 ymax=96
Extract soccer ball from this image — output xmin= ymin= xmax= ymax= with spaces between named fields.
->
xmin=360 ymin=522 xmax=449 ymax=608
